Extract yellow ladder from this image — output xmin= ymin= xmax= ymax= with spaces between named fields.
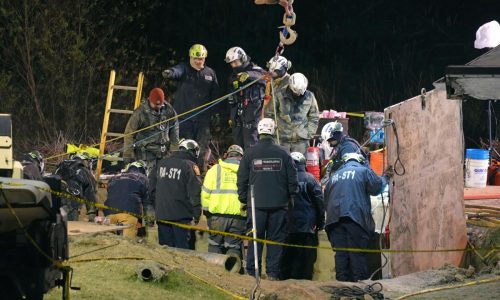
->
xmin=95 ymin=70 xmax=144 ymax=181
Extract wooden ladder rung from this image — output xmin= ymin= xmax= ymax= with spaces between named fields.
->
xmin=107 ymin=132 xmax=125 ymax=137
xmin=112 ymin=85 xmax=138 ymax=91
xmin=109 ymin=108 xmax=134 ymax=114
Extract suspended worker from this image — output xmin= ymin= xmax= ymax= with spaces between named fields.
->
xmin=201 ymin=145 xmax=246 ymax=259
xmin=21 ymin=150 xmax=44 ymax=181
xmin=265 ymin=72 xmax=319 ymax=154
xmin=162 ymin=44 xmax=220 ymax=172
xmin=324 ymin=152 xmax=390 ymax=282
xmin=123 ymin=87 xmax=179 ymax=173
xmin=225 ymin=46 xmax=267 ymax=149
xmin=55 ymin=153 xmax=97 ymax=222
xmin=237 ymin=118 xmax=298 ymax=280
xmin=267 ymin=55 xmax=292 ymax=91
xmin=280 ymin=151 xmax=324 ymax=280
xmin=104 ymin=160 xmax=149 ymax=239
xmin=148 ymin=139 xmax=202 ymax=249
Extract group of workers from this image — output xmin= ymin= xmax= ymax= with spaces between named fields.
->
xmin=20 ymin=43 xmax=392 ymax=282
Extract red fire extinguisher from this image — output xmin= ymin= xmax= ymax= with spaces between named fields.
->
xmin=306 ymin=142 xmax=321 ymax=181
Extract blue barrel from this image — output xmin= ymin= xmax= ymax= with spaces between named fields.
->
xmin=465 ymin=149 xmax=489 ymax=160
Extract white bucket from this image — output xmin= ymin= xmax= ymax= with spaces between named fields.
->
xmin=465 ymin=158 xmax=489 ymax=188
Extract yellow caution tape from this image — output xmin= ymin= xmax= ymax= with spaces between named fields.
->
xmin=2 ymin=181 xmax=498 ymax=255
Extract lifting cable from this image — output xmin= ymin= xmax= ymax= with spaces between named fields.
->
xmin=45 ymin=76 xmax=265 ymax=162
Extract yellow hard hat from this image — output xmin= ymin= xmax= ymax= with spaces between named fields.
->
xmin=189 ymin=44 xmax=207 ymax=58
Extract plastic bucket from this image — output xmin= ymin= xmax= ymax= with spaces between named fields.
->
xmin=465 ymin=149 xmax=489 ymax=188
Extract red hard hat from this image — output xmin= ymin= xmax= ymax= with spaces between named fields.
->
xmin=148 ymin=88 xmax=165 ymax=105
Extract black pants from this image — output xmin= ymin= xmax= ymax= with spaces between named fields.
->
xmin=246 ymin=208 xmax=287 ymax=278
xmin=280 ymin=232 xmax=318 ymax=280
xmin=207 ymin=215 xmax=246 ymax=258
xmin=326 ymin=217 xmax=370 ymax=282
xmin=179 ymin=119 xmax=211 ymax=171
xmin=232 ymin=123 xmax=258 ymax=150
xmin=157 ymin=219 xmax=192 ymax=249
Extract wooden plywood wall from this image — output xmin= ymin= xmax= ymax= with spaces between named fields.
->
xmin=384 ymin=89 xmax=468 ymax=276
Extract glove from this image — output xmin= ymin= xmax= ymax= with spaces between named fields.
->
xmin=240 ymin=203 xmax=247 ymax=217
xmin=87 ymin=212 xmax=96 ymax=223
xmin=237 ymin=72 xmax=249 ymax=83
xmin=383 ymin=166 xmax=394 ymax=179
xmin=145 ymin=205 xmax=155 ymax=227
xmin=162 ymin=69 xmax=173 ymax=79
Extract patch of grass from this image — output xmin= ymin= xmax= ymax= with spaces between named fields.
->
xmin=45 ymin=259 xmax=234 ymax=300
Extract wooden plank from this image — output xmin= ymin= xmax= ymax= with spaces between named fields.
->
xmin=68 ymin=221 xmax=131 ymax=236
xmin=385 ymin=89 xmax=468 ymax=276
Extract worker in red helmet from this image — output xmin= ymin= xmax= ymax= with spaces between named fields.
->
xmin=124 ymin=87 xmax=179 ymax=173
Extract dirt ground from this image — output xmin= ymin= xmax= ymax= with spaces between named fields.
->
xmin=44 ymin=227 xmax=500 ymax=300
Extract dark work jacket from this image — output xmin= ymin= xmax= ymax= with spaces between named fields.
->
xmin=237 ymin=136 xmax=298 ymax=208
xmin=104 ymin=171 xmax=149 ymax=216
xmin=22 ymin=161 xmax=43 ymax=181
xmin=324 ymin=160 xmax=387 ymax=233
xmin=54 ymin=159 xmax=97 ymax=213
xmin=168 ymin=62 xmax=220 ymax=120
xmin=228 ymin=61 xmax=266 ymax=125
xmin=148 ymin=151 xmax=202 ymax=221
xmin=289 ymin=164 xmax=325 ymax=234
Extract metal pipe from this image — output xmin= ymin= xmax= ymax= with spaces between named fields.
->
xmin=163 ymin=247 xmax=241 ymax=273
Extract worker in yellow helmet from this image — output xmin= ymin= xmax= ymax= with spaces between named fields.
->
xmin=162 ymin=44 xmax=220 ymax=172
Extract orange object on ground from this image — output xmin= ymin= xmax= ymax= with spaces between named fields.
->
xmin=370 ymin=149 xmax=386 ymax=176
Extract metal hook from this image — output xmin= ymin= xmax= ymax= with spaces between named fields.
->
xmin=421 ymin=88 xmax=427 ymax=110
xmin=279 ymin=26 xmax=298 ymax=45
xmin=282 ymin=11 xmax=296 ymax=26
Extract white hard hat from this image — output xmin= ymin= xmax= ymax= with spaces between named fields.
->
xmin=257 ymin=118 xmax=276 ymax=136
xmin=290 ymin=152 xmax=306 ymax=164
xmin=267 ymin=55 xmax=291 ymax=74
xmin=289 ymin=73 xmax=308 ymax=95
xmin=179 ymin=139 xmax=200 ymax=158
xmin=342 ymin=152 xmax=365 ymax=164
xmin=321 ymin=121 xmax=343 ymax=141
xmin=225 ymin=46 xmax=248 ymax=64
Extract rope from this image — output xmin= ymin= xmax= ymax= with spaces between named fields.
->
xmin=321 ymin=282 xmax=385 ymax=300
xmin=45 ymin=76 xmax=264 ymax=161
xmin=2 ymin=181 xmax=498 ymax=255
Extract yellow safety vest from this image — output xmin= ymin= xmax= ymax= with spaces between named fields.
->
xmin=201 ymin=159 xmax=243 ymax=216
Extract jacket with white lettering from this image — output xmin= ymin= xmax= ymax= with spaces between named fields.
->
xmin=237 ymin=136 xmax=298 ymax=208
xmin=148 ymin=151 xmax=202 ymax=222
xmin=201 ymin=158 xmax=243 ymax=217
xmin=324 ymin=160 xmax=387 ymax=233
xmin=167 ymin=62 xmax=220 ymax=119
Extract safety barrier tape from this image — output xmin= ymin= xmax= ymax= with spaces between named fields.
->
xmin=45 ymin=76 xmax=265 ymax=161
xmin=2 ymin=181 xmax=498 ymax=255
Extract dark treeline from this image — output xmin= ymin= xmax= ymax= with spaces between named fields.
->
xmin=1 ymin=0 xmax=498 ymax=154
